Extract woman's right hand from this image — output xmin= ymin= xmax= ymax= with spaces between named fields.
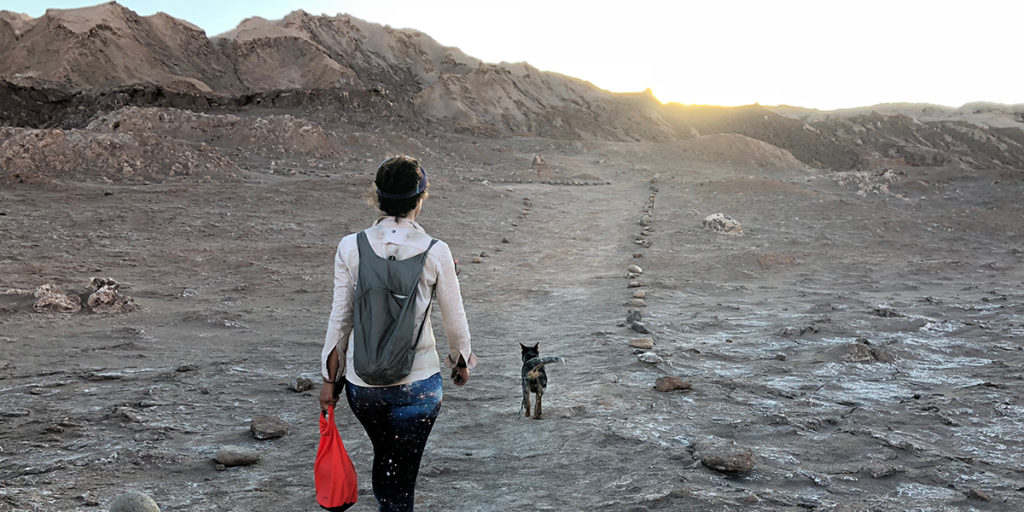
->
xmin=319 ymin=382 xmax=339 ymax=411
xmin=451 ymin=367 xmax=470 ymax=386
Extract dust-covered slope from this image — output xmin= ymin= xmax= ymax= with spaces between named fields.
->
xmin=0 ymin=3 xmax=239 ymax=92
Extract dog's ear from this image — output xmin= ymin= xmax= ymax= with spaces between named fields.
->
xmin=520 ymin=343 xmax=527 ymax=349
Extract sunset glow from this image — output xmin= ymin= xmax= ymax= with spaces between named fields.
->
xmin=6 ymin=0 xmax=1022 ymax=109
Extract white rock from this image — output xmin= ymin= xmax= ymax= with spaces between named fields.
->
xmin=702 ymin=213 xmax=743 ymax=235
xmin=637 ymin=352 xmax=664 ymax=364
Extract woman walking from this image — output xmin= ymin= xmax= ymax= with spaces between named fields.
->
xmin=319 ymin=155 xmax=476 ymax=512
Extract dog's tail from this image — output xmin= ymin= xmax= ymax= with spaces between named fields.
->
xmin=523 ymin=356 xmax=565 ymax=373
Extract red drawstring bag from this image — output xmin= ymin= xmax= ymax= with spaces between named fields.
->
xmin=315 ymin=405 xmax=358 ymax=511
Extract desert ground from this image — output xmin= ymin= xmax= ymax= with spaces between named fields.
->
xmin=3 ymin=4 xmax=1024 ymax=511
xmin=2 ymin=131 xmax=1023 ymax=511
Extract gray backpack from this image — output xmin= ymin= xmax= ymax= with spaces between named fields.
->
xmin=352 ymin=231 xmax=438 ymax=385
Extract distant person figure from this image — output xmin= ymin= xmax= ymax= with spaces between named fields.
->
xmin=531 ymin=154 xmax=545 ymax=178
xmin=320 ymin=155 xmax=476 ymax=512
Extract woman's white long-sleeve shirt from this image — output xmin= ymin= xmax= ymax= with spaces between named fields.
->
xmin=321 ymin=216 xmax=475 ymax=387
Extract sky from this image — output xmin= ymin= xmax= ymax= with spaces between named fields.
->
xmin=4 ymin=0 xmax=1022 ymax=110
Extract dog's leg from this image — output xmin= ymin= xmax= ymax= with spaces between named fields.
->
xmin=522 ymin=390 xmax=531 ymax=418
xmin=534 ymin=391 xmax=543 ymax=419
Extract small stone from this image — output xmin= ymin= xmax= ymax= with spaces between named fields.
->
xmin=774 ymin=353 xmax=787 ymax=361
xmin=655 ymin=376 xmax=692 ymax=392
xmin=629 ymin=337 xmax=654 ymax=349
xmin=627 ymin=280 xmax=644 ymax=288
xmin=627 ymin=264 xmax=643 ymax=274
xmin=633 ymin=253 xmax=644 ymax=258
xmin=637 ymin=352 xmax=663 ymax=364
xmin=479 ymin=251 xmax=488 ymax=257
xmin=626 ymin=298 xmax=647 ymax=308
xmin=633 ymin=289 xmax=646 ymax=299
xmin=215 ymin=464 xmax=226 ymax=471
xmin=694 ymin=440 xmax=754 ymax=473
xmin=625 ymin=310 xmax=643 ymax=324
xmin=215 ymin=445 xmax=261 ymax=466
xmin=965 ymin=488 xmax=991 ymax=501
xmin=501 ymin=237 xmax=510 ymax=243
xmin=250 ymin=415 xmax=289 ymax=440
xmin=109 ymin=491 xmax=160 ymax=512
xmin=288 ymin=376 xmax=314 ymax=392
xmin=471 ymin=256 xmax=483 ymax=264
xmin=630 ymin=322 xmax=650 ymax=334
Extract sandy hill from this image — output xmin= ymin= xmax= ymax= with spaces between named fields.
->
xmin=0 ymin=2 xmax=238 ymax=92
xmin=2 ymin=2 xmax=1024 ymax=172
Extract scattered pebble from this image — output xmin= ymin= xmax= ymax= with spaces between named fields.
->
xmin=214 ymin=445 xmax=261 ymax=466
xmin=471 ymin=256 xmax=483 ymax=264
xmin=109 ymin=491 xmax=160 ymax=512
xmin=250 ymin=415 xmax=289 ymax=440
xmin=627 ymin=264 xmax=643 ymax=274
xmin=501 ymin=237 xmax=510 ymax=243
xmin=628 ymin=337 xmax=654 ymax=349
xmin=627 ymin=280 xmax=644 ymax=288
xmin=633 ymin=289 xmax=646 ymax=299
xmin=655 ymin=376 xmax=692 ymax=392
xmin=633 ymin=253 xmax=644 ymax=258
xmin=626 ymin=298 xmax=647 ymax=308
xmin=637 ymin=352 xmax=663 ymax=364
xmin=774 ymin=353 xmax=787 ymax=361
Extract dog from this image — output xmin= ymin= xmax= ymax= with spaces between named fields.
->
xmin=520 ymin=343 xmax=564 ymax=419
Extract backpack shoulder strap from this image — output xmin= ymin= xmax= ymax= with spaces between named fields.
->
xmin=411 ymin=239 xmax=439 ymax=348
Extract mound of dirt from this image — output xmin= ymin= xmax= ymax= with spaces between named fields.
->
xmin=0 ymin=126 xmax=241 ymax=183
xmin=86 ymin=107 xmax=353 ymax=160
xmin=678 ymin=134 xmax=808 ymax=171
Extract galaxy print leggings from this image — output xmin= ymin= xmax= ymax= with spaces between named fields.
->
xmin=345 ymin=373 xmax=443 ymax=512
